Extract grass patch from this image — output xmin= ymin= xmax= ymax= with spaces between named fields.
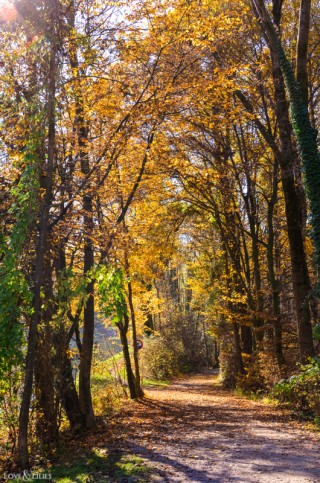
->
xmin=142 ymin=378 xmax=169 ymax=388
xmin=234 ymin=387 xmax=275 ymax=404
xmin=90 ymin=353 xmax=128 ymax=415
xmin=91 ymin=353 xmax=126 ymax=388
xmin=91 ymin=373 xmax=113 ymax=388
xmin=39 ymin=448 xmax=150 ymax=482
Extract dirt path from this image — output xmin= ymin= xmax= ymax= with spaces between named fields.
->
xmin=115 ymin=373 xmax=320 ymax=482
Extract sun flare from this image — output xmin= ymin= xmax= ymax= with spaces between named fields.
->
xmin=0 ymin=1 xmax=18 ymax=23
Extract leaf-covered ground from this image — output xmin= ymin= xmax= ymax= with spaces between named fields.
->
xmin=53 ymin=373 xmax=320 ymax=482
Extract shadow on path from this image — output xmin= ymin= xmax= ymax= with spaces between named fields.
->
xmin=116 ymin=373 xmax=320 ymax=482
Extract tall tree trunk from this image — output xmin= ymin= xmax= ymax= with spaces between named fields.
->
xmin=68 ymin=0 xmax=95 ymax=428
xmin=270 ymin=52 xmax=315 ymax=362
xmin=266 ymin=161 xmax=286 ymax=375
xmin=270 ymin=0 xmax=314 ymax=361
xmin=232 ymin=126 xmax=264 ymax=346
xmin=17 ymin=16 xmax=58 ymax=466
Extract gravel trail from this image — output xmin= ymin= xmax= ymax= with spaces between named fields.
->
xmin=117 ymin=373 xmax=320 ymax=482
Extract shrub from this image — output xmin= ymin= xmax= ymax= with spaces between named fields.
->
xmin=141 ymin=307 xmax=216 ymax=380
xmin=236 ymin=354 xmax=266 ymax=395
xmin=274 ymin=357 xmax=320 ymax=422
xmin=0 ymin=369 xmax=21 ymax=465
xmin=92 ymin=383 xmax=123 ymax=415
xmin=140 ymin=336 xmax=183 ymax=380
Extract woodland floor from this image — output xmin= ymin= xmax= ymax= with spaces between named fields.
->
xmin=55 ymin=372 xmax=320 ymax=482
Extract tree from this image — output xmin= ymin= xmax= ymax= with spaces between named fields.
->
xmin=250 ymin=1 xmax=320 ymax=340
xmin=15 ymin=0 xmax=60 ymax=467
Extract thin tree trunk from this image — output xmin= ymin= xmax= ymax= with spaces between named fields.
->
xmin=127 ymin=280 xmax=143 ymax=397
xmin=78 ymin=221 xmax=95 ymax=428
xmin=232 ymin=126 xmax=264 ymax=346
xmin=56 ymin=244 xmax=85 ymax=431
xmin=266 ymin=161 xmax=286 ymax=375
xmin=233 ymin=322 xmax=245 ymax=375
xmin=224 ymin=247 xmax=245 ymax=381
xmin=68 ymin=1 xmax=95 ymax=428
xmin=117 ymin=316 xmax=137 ymax=399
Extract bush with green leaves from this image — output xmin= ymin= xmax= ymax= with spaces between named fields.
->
xmin=274 ymin=358 xmax=320 ymax=422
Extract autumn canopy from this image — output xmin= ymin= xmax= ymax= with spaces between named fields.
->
xmin=0 ymin=0 xmax=320 ymax=474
